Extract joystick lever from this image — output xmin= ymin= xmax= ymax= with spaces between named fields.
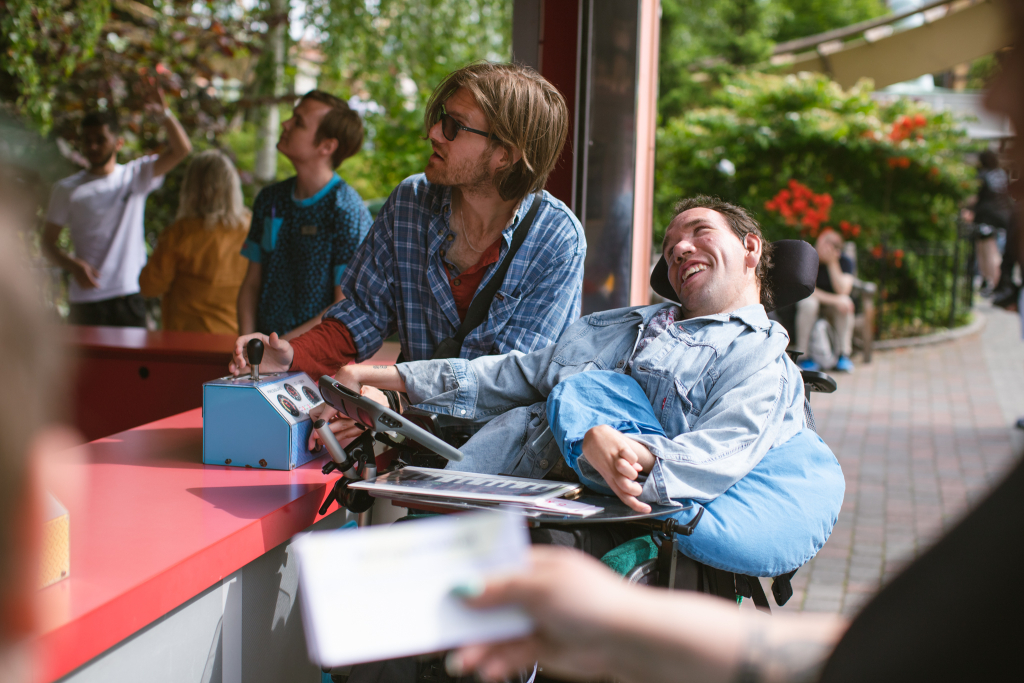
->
xmin=246 ymin=338 xmax=264 ymax=382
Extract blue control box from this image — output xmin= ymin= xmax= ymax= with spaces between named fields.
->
xmin=202 ymin=371 xmax=324 ymax=470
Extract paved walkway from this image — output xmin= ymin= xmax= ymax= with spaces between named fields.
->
xmin=772 ymin=302 xmax=1024 ymax=616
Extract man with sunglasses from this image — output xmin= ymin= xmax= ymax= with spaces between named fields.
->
xmin=230 ymin=63 xmax=586 ymax=417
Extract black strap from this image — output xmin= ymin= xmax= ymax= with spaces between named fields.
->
xmin=429 ymin=192 xmax=543 ymax=360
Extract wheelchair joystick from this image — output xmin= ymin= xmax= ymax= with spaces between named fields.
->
xmin=246 ymin=338 xmax=264 ymax=382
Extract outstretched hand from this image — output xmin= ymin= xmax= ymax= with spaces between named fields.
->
xmin=139 ymin=69 xmax=169 ymax=117
xmin=448 ymin=546 xmax=629 ymax=682
xmin=229 ymin=332 xmax=294 ymax=375
xmin=580 ymin=425 xmax=655 ymax=513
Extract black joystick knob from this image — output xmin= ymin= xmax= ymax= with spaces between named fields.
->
xmin=247 ymin=338 xmax=264 ymax=381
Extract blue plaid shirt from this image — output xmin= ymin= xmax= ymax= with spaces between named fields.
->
xmin=323 ymin=174 xmax=586 ymax=362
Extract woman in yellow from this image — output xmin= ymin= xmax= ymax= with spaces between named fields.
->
xmin=140 ymin=150 xmax=250 ymax=334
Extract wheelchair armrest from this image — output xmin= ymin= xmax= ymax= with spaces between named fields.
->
xmin=401 ymin=406 xmax=443 ymax=437
xmin=802 ymin=370 xmax=837 ymax=394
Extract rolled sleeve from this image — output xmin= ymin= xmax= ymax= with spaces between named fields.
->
xmin=397 ymin=358 xmax=478 ymax=418
xmin=241 ymin=239 xmax=262 ymax=263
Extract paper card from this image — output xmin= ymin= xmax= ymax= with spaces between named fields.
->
xmin=293 ymin=512 xmax=533 ymax=668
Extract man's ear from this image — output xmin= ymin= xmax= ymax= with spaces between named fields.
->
xmin=494 ymin=144 xmax=523 ymax=171
xmin=744 ymin=233 xmax=762 ymax=269
xmin=318 ymin=137 xmax=339 ymax=162
xmin=114 ymin=137 xmax=126 ymax=152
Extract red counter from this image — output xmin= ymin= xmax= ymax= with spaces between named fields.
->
xmin=42 ymin=341 xmax=402 ymax=682
xmin=70 ymin=326 xmax=401 ymax=441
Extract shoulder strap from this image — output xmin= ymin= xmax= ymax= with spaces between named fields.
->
xmin=437 ymin=193 xmax=543 ymax=357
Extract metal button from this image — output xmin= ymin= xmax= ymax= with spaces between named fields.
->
xmin=446 ymin=234 xmax=454 ymax=241
xmin=616 ymin=360 xmax=624 ymax=367
xmin=440 ymin=249 xmax=446 ymax=257
xmin=539 ymin=459 xmax=549 ymax=469
xmin=461 ymin=409 xmax=466 ymax=415
xmin=453 ymin=278 xmax=461 ymax=286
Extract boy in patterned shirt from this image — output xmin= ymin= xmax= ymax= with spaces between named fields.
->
xmin=237 ymin=90 xmax=372 ymax=338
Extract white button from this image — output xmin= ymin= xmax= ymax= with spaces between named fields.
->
xmin=461 ymin=409 xmax=466 ymax=415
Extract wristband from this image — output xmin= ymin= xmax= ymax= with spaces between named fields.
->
xmin=382 ymin=389 xmax=401 ymax=414
xmin=162 ymin=107 xmax=173 ymax=120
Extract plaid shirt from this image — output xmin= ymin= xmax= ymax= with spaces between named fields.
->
xmin=324 ymin=174 xmax=586 ymax=362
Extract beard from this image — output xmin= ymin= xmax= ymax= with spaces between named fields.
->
xmin=425 ymin=147 xmax=494 ymax=192
xmin=87 ymin=149 xmax=116 ymax=170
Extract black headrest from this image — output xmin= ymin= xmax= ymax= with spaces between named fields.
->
xmin=650 ymin=239 xmax=819 ymax=312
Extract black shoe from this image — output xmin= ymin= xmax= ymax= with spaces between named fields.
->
xmin=993 ymin=284 xmax=1021 ymax=311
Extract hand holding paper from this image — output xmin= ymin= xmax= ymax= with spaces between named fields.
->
xmin=294 ymin=512 xmax=533 ymax=669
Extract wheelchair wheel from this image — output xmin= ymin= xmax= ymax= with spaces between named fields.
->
xmin=624 ymin=558 xmax=659 ymax=585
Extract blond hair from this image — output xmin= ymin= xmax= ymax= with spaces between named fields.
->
xmin=176 ymin=150 xmax=249 ymax=229
xmin=424 ymin=62 xmax=569 ymax=202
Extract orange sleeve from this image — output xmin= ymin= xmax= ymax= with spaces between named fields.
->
xmin=290 ymin=318 xmax=359 ymax=379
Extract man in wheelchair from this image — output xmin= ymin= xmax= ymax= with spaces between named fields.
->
xmin=316 ymin=195 xmax=842 ymax=565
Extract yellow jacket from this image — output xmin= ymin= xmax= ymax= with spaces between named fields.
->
xmin=140 ymin=216 xmax=250 ymax=334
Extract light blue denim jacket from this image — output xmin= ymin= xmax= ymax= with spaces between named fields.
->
xmin=397 ymin=303 xmax=806 ymax=506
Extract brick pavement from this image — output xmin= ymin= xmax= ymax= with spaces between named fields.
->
xmin=767 ymin=302 xmax=1024 ymax=616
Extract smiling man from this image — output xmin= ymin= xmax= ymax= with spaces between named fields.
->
xmin=230 ymin=63 xmax=586 ymax=397
xmin=327 ymin=196 xmax=806 ymax=515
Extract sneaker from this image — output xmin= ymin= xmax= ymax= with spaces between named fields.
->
xmin=993 ymin=284 xmax=1021 ymax=311
xmin=834 ymin=355 xmax=855 ymax=373
xmin=797 ymin=359 xmax=821 ymax=372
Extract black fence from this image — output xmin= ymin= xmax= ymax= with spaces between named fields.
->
xmin=856 ymin=228 xmax=975 ymax=340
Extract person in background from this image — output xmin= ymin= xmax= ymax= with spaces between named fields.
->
xmin=236 ymin=90 xmax=372 ymax=339
xmin=447 ymin=3 xmax=1024 ymax=678
xmin=0 ymin=174 xmax=80 ymax=682
xmin=793 ymin=228 xmax=855 ymax=373
xmin=964 ymin=149 xmax=1014 ymax=295
xmin=139 ymin=150 xmax=251 ymax=334
xmin=41 ymin=81 xmax=192 ymax=327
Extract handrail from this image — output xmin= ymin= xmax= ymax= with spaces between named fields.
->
xmin=772 ymin=0 xmax=962 ymax=55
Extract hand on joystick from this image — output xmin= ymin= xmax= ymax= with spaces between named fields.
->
xmin=229 ymin=332 xmax=294 ymax=376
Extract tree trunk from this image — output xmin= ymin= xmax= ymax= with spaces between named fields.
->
xmin=255 ymin=0 xmax=288 ymax=185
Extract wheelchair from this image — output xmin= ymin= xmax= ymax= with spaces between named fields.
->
xmin=319 ymin=240 xmax=836 ymax=680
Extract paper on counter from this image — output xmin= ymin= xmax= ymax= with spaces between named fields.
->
xmin=293 ymin=512 xmax=533 ymax=668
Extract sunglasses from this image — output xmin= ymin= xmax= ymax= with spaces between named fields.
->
xmin=439 ymin=106 xmax=498 ymax=142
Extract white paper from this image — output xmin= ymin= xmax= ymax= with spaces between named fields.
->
xmin=293 ymin=512 xmax=533 ymax=668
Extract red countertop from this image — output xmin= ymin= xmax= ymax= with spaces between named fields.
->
xmin=37 ymin=343 xmax=402 ymax=682
xmin=70 ymin=326 xmax=238 ymax=362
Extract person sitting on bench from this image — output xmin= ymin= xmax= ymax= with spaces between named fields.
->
xmin=313 ymin=195 xmax=807 ymax=515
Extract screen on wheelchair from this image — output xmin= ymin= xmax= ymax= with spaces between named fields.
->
xmin=322 ymin=380 xmax=375 ymax=428
xmin=318 ymin=376 xmax=464 ymax=462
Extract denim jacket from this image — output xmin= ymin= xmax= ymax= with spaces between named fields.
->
xmin=397 ymin=303 xmax=806 ymax=506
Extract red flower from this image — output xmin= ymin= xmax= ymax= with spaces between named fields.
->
xmin=913 ymin=114 xmax=926 ymax=127
xmin=851 ymin=225 xmax=861 ymax=237
xmin=871 ymin=245 xmax=883 ymax=258
xmin=894 ymin=249 xmax=905 ymax=259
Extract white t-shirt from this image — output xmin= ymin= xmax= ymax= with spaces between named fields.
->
xmin=45 ymin=155 xmax=164 ymax=303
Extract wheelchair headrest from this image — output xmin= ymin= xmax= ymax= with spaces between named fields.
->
xmin=650 ymin=239 xmax=819 ymax=311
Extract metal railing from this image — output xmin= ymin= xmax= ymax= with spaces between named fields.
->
xmin=857 ymin=229 xmax=975 ymax=340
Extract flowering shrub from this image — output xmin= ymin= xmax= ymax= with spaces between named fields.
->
xmin=654 ymin=72 xmax=980 ymax=336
